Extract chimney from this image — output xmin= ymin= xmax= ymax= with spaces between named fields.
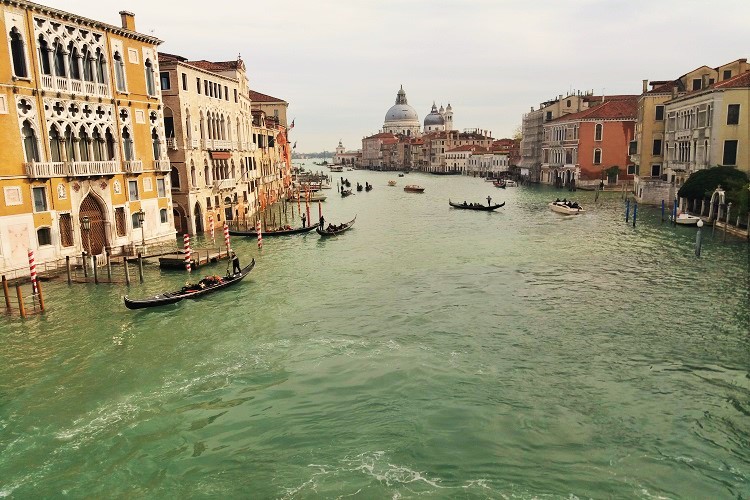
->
xmin=672 ymin=86 xmax=678 ymax=98
xmin=701 ymin=74 xmax=709 ymax=89
xmin=642 ymin=79 xmax=649 ymax=93
xmin=119 ymin=11 xmax=136 ymax=31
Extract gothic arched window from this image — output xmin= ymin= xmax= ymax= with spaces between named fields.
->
xmin=10 ymin=29 xmax=28 ymax=78
xmin=113 ymin=51 xmax=126 ymax=91
xmin=122 ymin=127 xmax=134 ymax=161
xmin=144 ymin=59 xmax=155 ymax=96
xmin=22 ymin=120 xmax=40 ymax=162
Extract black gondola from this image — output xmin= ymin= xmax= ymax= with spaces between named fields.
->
xmin=316 ymin=216 xmax=356 ymax=236
xmin=365 ymin=184 xmax=373 ymax=191
xmin=341 ymin=189 xmax=353 ymax=197
xmin=228 ymin=225 xmax=316 ymax=237
xmin=124 ymin=259 xmax=255 ymax=310
xmin=449 ymin=200 xmax=505 ymax=211
xmin=356 ymin=183 xmax=363 ymax=192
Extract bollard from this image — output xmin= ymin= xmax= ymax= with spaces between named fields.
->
xmin=124 ymin=257 xmax=131 ymax=286
xmin=138 ymin=252 xmax=144 ymax=284
xmin=632 ymin=202 xmax=638 ymax=227
xmin=106 ymin=252 xmax=112 ymax=281
xmin=2 ymin=275 xmax=10 ymax=310
xmin=36 ymin=280 xmax=45 ymax=312
xmin=625 ymin=198 xmax=630 ymax=222
xmin=661 ymin=200 xmax=665 ymax=223
xmin=93 ymin=255 xmax=99 ymax=284
xmin=66 ymin=255 xmax=72 ymax=285
xmin=16 ymin=284 xmax=25 ymax=318
xmin=695 ymin=220 xmax=703 ymax=257
xmin=82 ymin=252 xmax=88 ymax=277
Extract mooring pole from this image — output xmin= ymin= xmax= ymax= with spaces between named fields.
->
xmin=124 ymin=257 xmax=131 ymax=286
xmin=16 ymin=284 xmax=25 ymax=318
xmin=106 ymin=251 xmax=112 ymax=281
xmin=66 ymin=256 xmax=72 ymax=285
xmin=36 ymin=280 xmax=45 ymax=312
xmin=661 ymin=200 xmax=665 ymax=223
xmin=724 ymin=203 xmax=731 ymax=243
xmin=673 ymin=199 xmax=678 ymax=227
xmin=632 ymin=202 xmax=638 ymax=227
xmin=138 ymin=252 xmax=144 ymax=284
xmin=625 ymin=198 xmax=630 ymax=222
xmin=82 ymin=252 xmax=88 ymax=278
xmin=2 ymin=276 xmax=10 ymax=310
xmin=695 ymin=221 xmax=704 ymax=257
xmin=93 ymin=255 xmax=99 ymax=284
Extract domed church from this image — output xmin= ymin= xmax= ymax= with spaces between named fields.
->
xmin=383 ymin=86 xmax=421 ymax=137
xmin=424 ymin=102 xmax=453 ymax=133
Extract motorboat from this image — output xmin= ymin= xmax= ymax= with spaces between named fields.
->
xmin=549 ymin=201 xmax=584 ymax=215
xmin=505 ymin=180 xmax=518 ymax=187
xmin=388 ymin=180 xmax=397 ymax=186
xmin=674 ymin=213 xmax=702 ymax=225
xmin=404 ymin=185 xmax=425 ymax=193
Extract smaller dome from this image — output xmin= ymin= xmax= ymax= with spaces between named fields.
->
xmin=424 ymin=103 xmax=444 ymax=126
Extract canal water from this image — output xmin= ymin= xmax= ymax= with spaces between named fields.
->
xmin=1 ymin=165 xmax=749 ymax=498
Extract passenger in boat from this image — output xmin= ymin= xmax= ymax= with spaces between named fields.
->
xmin=301 ymin=213 xmax=307 ymax=228
xmin=556 ymin=198 xmax=561 ymax=203
xmin=231 ymin=251 xmax=241 ymax=274
xmin=463 ymin=201 xmax=467 ymax=206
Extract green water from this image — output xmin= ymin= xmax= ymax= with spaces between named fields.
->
xmin=1 ymin=168 xmax=749 ymax=498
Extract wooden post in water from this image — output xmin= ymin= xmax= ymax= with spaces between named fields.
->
xmin=16 ymin=284 xmax=25 ymax=318
xmin=36 ymin=280 xmax=45 ymax=312
xmin=661 ymin=200 xmax=665 ymax=223
xmin=632 ymin=202 xmax=638 ymax=227
xmin=701 ymin=198 xmax=706 ymax=217
xmin=625 ymin=198 xmax=630 ymax=222
xmin=82 ymin=252 xmax=88 ymax=277
xmin=747 ymin=212 xmax=750 ymax=241
xmin=724 ymin=203 xmax=731 ymax=243
xmin=124 ymin=257 xmax=131 ymax=286
xmin=93 ymin=255 xmax=99 ymax=284
xmin=713 ymin=205 xmax=721 ymax=237
xmin=137 ymin=252 xmax=144 ymax=283
xmin=106 ymin=251 xmax=112 ymax=281
xmin=66 ymin=256 xmax=72 ymax=284
xmin=2 ymin=276 xmax=10 ymax=310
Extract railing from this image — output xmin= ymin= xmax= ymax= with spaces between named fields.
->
xmin=123 ymin=160 xmax=144 ymax=174
xmin=40 ymin=74 xmax=110 ymax=97
xmin=214 ymin=178 xmax=236 ymax=191
xmin=153 ymin=159 xmax=171 ymax=172
xmin=24 ymin=161 xmax=117 ymax=178
xmin=207 ymin=139 xmax=232 ymax=150
xmin=166 ymin=138 xmax=178 ymax=150
xmin=191 ymin=139 xmax=200 ymax=149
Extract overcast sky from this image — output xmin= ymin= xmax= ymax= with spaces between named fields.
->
xmin=51 ymin=0 xmax=749 ymax=153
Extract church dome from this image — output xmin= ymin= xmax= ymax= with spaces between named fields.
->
xmin=385 ymin=104 xmax=419 ymax=123
xmin=424 ymin=103 xmax=444 ymax=126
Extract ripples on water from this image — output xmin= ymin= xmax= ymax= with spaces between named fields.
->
xmin=1 ymin=169 xmax=749 ymax=498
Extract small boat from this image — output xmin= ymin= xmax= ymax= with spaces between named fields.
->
xmin=549 ymin=201 xmax=584 ymax=215
xmin=124 ymin=260 xmax=255 ymax=310
xmin=398 ymin=173 xmax=404 ymax=177
xmin=449 ymin=200 xmax=505 ymax=211
xmin=346 ymin=168 xmax=353 ymax=171
xmin=365 ymin=183 xmax=373 ymax=192
xmin=356 ymin=183 xmax=363 ymax=192
xmin=404 ymin=185 xmax=425 ymax=193
xmin=673 ymin=213 xmax=701 ymax=225
xmin=341 ymin=189 xmax=353 ymax=197
xmin=229 ymin=225 xmax=316 ymax=237
xmin=493 ymin=181 xmax=506 ymax=188
xmin=329 ymin=165 xmax=343 ymax=172
xmin=505 ymin=180 xmax=518 ymax=187
xmin=316 ymin=216 xmax=356 ymax=236
xmin=287 ymin=192 xmax=327 ymax=202
xmin=388 ymin=180 xmax=397 ymax=186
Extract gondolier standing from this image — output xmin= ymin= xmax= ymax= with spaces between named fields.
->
xmin=301 ymin=213 xmax=307 ymax=228
xmin=230 ymin=251 xmax=241 ymax=274
xmin=319 ymin=215 xmax=325 ymax=230
xmin=487 ymin=195 xmax=492 ymax=206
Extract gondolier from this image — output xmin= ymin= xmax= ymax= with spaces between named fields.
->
xmin=319 ymin=215 xmax=325 ymax=230
xmin=487 ymin=195 xmax=492 ymax=206
xmin=230 ymin=251 xmax=241 ymax=274
xmin=301 ymin=213 xmax=307 ymax=228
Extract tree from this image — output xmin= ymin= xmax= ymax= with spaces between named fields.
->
xmin=512 ymin=124 xmax=522 ymax=142
xmin=678 ymin=166 xmax=749 ymax=214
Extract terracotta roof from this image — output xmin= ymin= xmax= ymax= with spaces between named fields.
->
xmin=158 ymin=52 xmax=187 ymax=63
xmin=364 ymin=132 xmax=397 ymax=140
xmin=713 ymin=70 xmax=750 ymax=89
xmin=249 ymin=90 xmax=286 ymax=103
xmin=647 ymin=80 xmax=682 ymax=94
xmin=447 ymin=145 xmax=481 ymax=152
xmin=549 ymin=97 xmax=638 ymax=122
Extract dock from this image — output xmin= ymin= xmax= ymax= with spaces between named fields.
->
xmin=158 ymin=247 xmax=230 ymax=270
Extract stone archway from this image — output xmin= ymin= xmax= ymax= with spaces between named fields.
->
xmin=173 ymin=204 xmax=187 ymax=234
xmin=79 ymin=193 xmax=108 ymax=255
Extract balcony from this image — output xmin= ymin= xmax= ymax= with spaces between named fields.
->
xmin=153 ymin=159 xmax=171 ymax=172
xmin=24 ymin=160 xmax=118 ymax=179
xmin=213 ymin=178 xmax=236 ymax=191
xmin=191 ymin=139 xmax=200 ymax=149
xmin=41 ymin=74 xmax=110 ymax=98
xmin=123 ymin=160 xmax=143 ymax=174
xmin=166 ymin=138 xmax=178 ymax=150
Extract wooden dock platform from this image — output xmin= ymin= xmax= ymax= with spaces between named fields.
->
xmin=159 ymin=248 xmax=229 ymax=270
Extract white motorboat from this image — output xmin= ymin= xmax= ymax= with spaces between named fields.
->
xmin=674 ymin=213 xmax=701 ymax=225
xmin=505 ymin=180 xmax=518 ymax=187
xmin=549 ymin=201 xmax=584 ymax=215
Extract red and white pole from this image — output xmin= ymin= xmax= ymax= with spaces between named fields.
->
xmin=209 ymin=215 xmax=215 ymax=242
xmin=28 ymin=249 xmax=38 ymax=294
xmin=296 ymin=188 xmax=301 ymax=213
xmin=256 ymin=220 xmax=263 ymax=249
xmin=318 ymin=200 xmax=322 ymax=221
xmin=223 ymin=223 xmax=231 ymax=253
xmin=183 ymin=233 xmax=191 ymax=273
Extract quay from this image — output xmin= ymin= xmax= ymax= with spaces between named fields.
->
xmin=158 ymin=247 xmax=230 ymax=270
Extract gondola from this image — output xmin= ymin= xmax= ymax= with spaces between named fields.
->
xmin=316 ymin=216 xmax=356 ymax=236
xmin=449 ymin=200 xmax=505 ymax=211
xmin=365 ymin=184 xmax=373 ymax=192
xmin=341 ymin=189 xmax=353 ymax=197
xmin=356 ymin=183 xmax=363 ymax=192
xmin=228 ymin=225 xmax=316 ymax=237
xmin=124 ymin=259 xmax=255 ymax=310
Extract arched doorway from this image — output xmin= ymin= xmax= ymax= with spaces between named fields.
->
xmin=194 ymin=202 xmax=204 ymax=233
xmin=173 ymin=204 xmax=187 ymax=234
xmin=224 ymin=196 xmax=233 ymax=222
xmin=79 ymin=193 xmax=107 ymax=255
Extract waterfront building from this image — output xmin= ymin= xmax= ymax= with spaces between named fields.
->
xmin=541 ymin=96 xmax=638 ymax=188
xmin=361 ymin=132 xmax=398 ymax=169
xmin=631 ymin=58 xmax=749 ymax=204
xmin=421 ymin=129 xmax=494 ymax=173
xmin=157 ymin=53 xmax=255 ymax=234
xmin=333 ymin=140 xmax=361 ymax=167
xmin=0 ymin=4 xmax=173 ymax=276
xmin=467 ymin=146 xmax=509 ymax=178
xmin=445 ymin=145 xmax=482 ymax=174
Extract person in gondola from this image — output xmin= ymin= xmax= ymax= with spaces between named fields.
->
xmin=319 ymin=215 xmax=325 ymax=230
xmin=556 ymin=198 xmax=561 ymax=203
xmin=487 ymin=195 xmax=492 ymax=206
xmin=463 ymin=201 xmax=467 ymax=206
xmin=230 ymin=251 xmax=241 ymax=274
xmin=301 ymin=213 xmax=307 ymax=228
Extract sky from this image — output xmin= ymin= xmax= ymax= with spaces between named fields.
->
xmin=49 ymin=0 xmax=750 ymax=153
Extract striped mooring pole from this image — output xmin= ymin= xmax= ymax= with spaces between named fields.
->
xmin=256 ymin=220 xmax=263 ymax=249
xmin=183 ymin=233 xmax=191 ymax=273
xmin=223 ymin=223 xmax=231 ymax=254
xmin=28 ymin=249 xmax=38 ymax=294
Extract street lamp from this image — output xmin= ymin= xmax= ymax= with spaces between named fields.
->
xmin=137 ymin=209 xmax=145 ymax=251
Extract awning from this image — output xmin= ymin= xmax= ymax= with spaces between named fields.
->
xmin=210 ymin=151 xmax=231 ymax=160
